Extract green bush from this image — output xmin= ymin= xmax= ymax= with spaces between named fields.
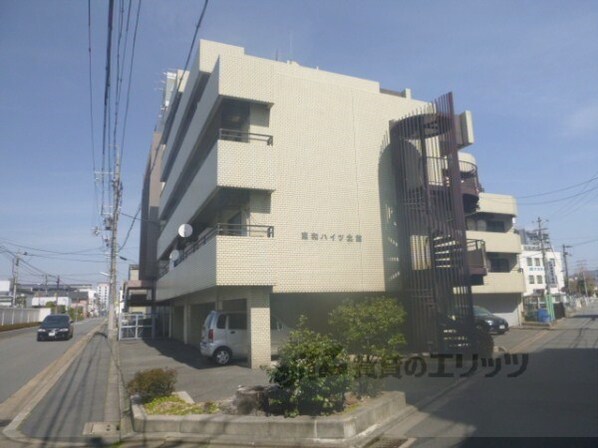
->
xmin=126 ymin=368 xmax=177 ymax=403
xmin=329 ymin=296 xmax=406 ymax=397
xmin=0 ymin=322 xmax=40 ymax=332
xmin=267 ymin=316 xmax=351 ymax=416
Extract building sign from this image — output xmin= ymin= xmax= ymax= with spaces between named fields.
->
xmin=301 ymin=232 xmax=362 ymax=243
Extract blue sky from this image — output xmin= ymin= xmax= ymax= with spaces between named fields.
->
xmin=1 ymin=0 xmax=597 ymax=288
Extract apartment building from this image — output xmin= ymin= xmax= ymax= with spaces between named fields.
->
xmin=139 ymin=40 xmax=520 ymax=366
xmin=464 ymin=184 xmax=526 ymax=326
xmin=519 ymin=230 xmax=565 ymax=304
xmin=96 ymin=282 xmax=109 ymax=314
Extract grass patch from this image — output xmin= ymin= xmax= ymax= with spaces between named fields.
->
xmin=144 ymin=395 xmax=220 ymax=416
xmin=0 ymin=322 xmax=40 ymax=332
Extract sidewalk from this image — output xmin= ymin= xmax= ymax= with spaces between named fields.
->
xmin=17 ymin=323 xmax=121 ymax=444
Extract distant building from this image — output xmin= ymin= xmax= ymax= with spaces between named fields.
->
xmin=466 ymin=189 xmax=526 ymax=327
xmin=519 ymin=230 xmax=565 ymax=304
xmin=97 ymin=283 xmax=109 ymax=314
xmin=0 ymin=280 xmax=11 ymax=307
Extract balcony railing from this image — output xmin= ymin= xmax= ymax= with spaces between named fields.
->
xmin=159 ymin=224 xmax=275 ymax=278
xmin=458 ymin=160 xmax=483 ymax=195
xmin=218 ymin=128 xmax=273 ymax=146
xmin=467 ymin=239 xmax=487 ymax=276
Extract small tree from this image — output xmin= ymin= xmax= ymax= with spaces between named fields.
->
xmin=267 ymin=316 xmax=351 ymax=416
xmin=329 ymin=296 xmax=406 ymax=397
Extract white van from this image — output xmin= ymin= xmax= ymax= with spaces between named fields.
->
xmin=200 ymin=311 xmax=291 ymax=365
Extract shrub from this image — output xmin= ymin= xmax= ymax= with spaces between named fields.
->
xmin=126 ymin=368 xmax=177 ymax=403
xmin=329 ymin=296 xmax=406 ymax=397
xmin=267 ymin=316 xmax=351 ymax=416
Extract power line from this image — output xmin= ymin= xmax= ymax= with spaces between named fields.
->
xmin=100 ymin=0 xmax=115 ymax=217
xmin=570 ymin=237 xmax=598 ymax=247
xmin=518 ymin=173 xmax=598 ymax=199
xmin=87 ymin=0 xmax=100 ymax=229
xmin=118 ymin=0 xmax=142 ymax=161
xmin=0 ymin=239 xmax=103 ymax=255
xmin=120 ymin=203 xmax=141 ymax=251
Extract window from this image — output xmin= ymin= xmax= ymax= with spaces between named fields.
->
xmin=529 ymin=275 xmax=535 ymax=284
xmin=490 ymin=258 xmax=510 ymax=273
xmin=537 ymin=275 xmax=543 ymax=284
xmin=534 ymin=258 xmax=541 ymax=267
xmin=486 ymin=220 xmax=505 ymax=232
xmin=527 ymin=258 xmax=533 ymax=267
xmin=228 ymin=314 xmax=247 ymax=330
xmin=217 ymin=314 xmax=226 ymax=329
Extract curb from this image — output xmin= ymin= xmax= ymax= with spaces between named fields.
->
xmin=1 ymin=320 xmax=108 ymax=447
xmin=120 ymin=391 xmax=413 ymax=448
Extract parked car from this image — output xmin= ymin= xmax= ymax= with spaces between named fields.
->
xmin=474 ymin=306 xmax=509 ymax=334
xmin=200 ymin=311 xmax=291 ymax=365
xmin=37 ymin=314 xmax=74 ymax=341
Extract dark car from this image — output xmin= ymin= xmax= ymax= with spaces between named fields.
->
xmin=474 ymin=306 xmax=509 ymax=334
xmin=37 ymin=314 xmax=74 ymax=341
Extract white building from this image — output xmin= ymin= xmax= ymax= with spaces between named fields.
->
xmin=519 ymin=233 xmax=565 ymax=302
xmin=0 ymin=280 xmax=11 ymax=307
xmin=138 ymin=40 xmax=521 ymax=366
xmin=96 ymin=283 xmax=109 ymax=314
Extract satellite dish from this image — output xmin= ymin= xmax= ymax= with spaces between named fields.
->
xmin=178 ymin=224 xmax=193 ymax=238
xmin=169 ymin=250 xmax=180 ymax=261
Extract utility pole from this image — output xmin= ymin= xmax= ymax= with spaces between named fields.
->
xmin=562 ymin=244 xmax=572 ymax=298
xmin=108 ymin=150 xmax=122 ymax=338
xmin=11 ymin=251 xmax=26 ymax=307
xmin=536 ymin=217 xmax=555 ymax=320
xmin=44 ymin=274 xmax=48 ymax=296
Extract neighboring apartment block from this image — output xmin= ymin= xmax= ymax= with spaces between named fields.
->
xmin=139 ymin=40 xmax=519 ymax=366
xmin=465 ymin=187 xmax=526 ymax=327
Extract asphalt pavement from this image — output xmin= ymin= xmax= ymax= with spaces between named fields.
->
xmin=383 ymin=301 xmax=598 ymax=444
xmin=0 ymin=318 xmax=104 ymax=404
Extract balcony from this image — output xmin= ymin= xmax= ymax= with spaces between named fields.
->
xmin=477 ymin=193 xmax=518 ymax=216
xmin=472 ymin=271 xmax=525 ymax=294
xmin=157 ymin=136 xmax=275 ymax=259
xmin=466 ymin=230 xmax=522 ymax=254
xmin=156 ymin=224 xmax=275 ymax=301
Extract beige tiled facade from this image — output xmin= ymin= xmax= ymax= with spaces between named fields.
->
xmin=465 ymin=186 xmax=525 ymax=326
xmin=140 ymin=40 xmax=518 ymax=366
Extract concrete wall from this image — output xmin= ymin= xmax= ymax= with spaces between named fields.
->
xmin=0 ymin=307 xmax=51 ymax=326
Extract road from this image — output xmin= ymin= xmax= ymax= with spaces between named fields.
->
xmin=383 ymin=302 xmax=598 ymax=445
xmin=0 ymin=318 xmax=104 ymax=405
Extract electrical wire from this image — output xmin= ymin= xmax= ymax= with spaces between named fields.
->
xmin=119 ymin=204 xmax=141 ymax=250
xmin=100 ymin=0 xmax=115 ymax=218
xmin=118 ymin=0 xmax=141 ymax=161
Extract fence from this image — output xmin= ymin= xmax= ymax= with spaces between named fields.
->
xmin=0 ymin=307 xmax=51 ymax=326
